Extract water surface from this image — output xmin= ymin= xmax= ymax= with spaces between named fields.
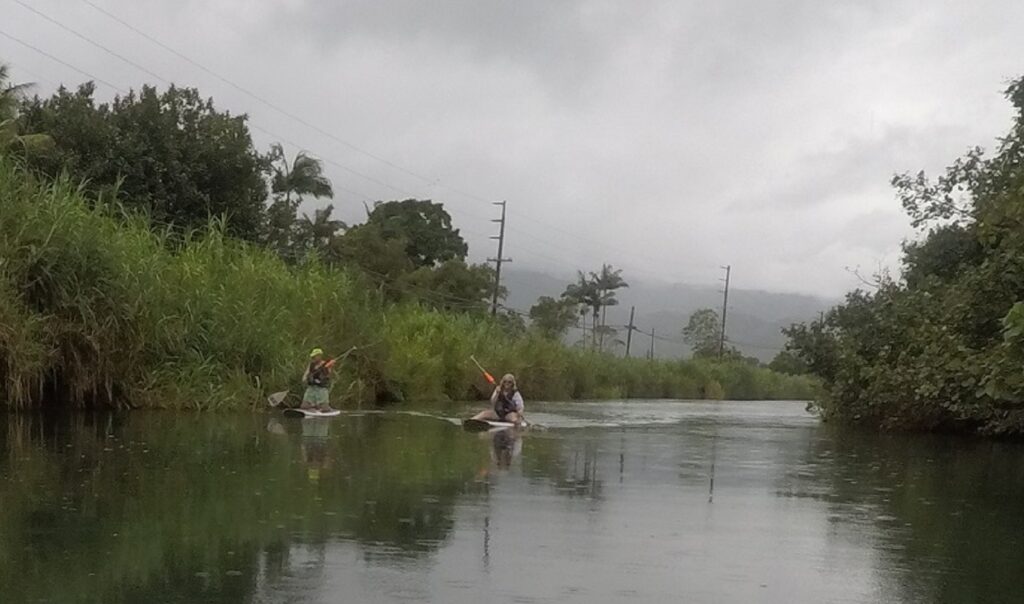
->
xmin=1 ymin=400 xmax=1022 ymax=603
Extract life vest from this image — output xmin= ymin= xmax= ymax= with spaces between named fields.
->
xmin=307 ymin=361 xmax=330 ymax=387
xmin=493 ymin=389 xmax=520 ymax=418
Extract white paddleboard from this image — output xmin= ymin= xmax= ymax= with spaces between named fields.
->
xmin=462 ymin=418 xmax=527 ymax=432
xmin=282 ymin=408 xmax=341 ymax=419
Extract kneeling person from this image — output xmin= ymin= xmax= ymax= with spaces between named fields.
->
xmin=473 ymin=373 xmax=525 ymax=424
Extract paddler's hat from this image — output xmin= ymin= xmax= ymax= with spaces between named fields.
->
xmin=309 ymin=348 xmax=324 ymax=358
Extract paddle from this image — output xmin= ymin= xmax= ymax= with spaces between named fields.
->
xmin=469 ymin=355 xmax=496 ymax=385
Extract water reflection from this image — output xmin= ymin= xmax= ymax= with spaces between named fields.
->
xmin=489 ymin=429 xmax=522 ymax=469
xmin=1 ymin=402 xmax=1023 ymax=603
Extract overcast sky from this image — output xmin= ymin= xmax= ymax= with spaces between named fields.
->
xmin=4 ymin=0 xmax=1024 ymax=297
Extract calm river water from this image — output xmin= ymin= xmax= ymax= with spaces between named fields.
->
xmin=1 ymin=400 xmax=1022 ymax=603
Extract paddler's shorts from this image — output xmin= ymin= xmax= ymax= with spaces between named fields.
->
xmin=302 ymin=385 xmax=330 ymax=407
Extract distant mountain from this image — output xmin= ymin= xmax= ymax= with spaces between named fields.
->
xmin=501 ymin=268 xmax=836 ymax=362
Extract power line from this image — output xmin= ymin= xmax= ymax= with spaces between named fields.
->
xmin=25 ymin=1 xmax=505 ymax=244
xmin=0 ymin=26 xmax=641 ymax=335
xmin=12 ymin=0 xmax=169 ymax=86
xmin=0 ymin=27 xmax=124 ymax=92
xmin=77 ymin=0 xmax=454 ymax=191
xmin=77 ymin=0 xmax=724 ymax=283
xmin=13 ymin=2 xmax=727 ymax=300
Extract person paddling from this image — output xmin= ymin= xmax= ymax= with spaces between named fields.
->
xmin=302 ymin=348 xmax=334 ymax=412
xmin=472 ymin=373 xmax=525 ymax=425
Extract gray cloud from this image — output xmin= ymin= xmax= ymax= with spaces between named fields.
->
xmin=3 ymin=0 xmax=1024 ymax=298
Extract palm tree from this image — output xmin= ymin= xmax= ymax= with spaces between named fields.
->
xmin=0 ymin=62 xmax=52 ymax=154
xmin=562 ymin=271 xmax=603 ymax=350
xmin=265 ymin=143 xmax=334 ymax=255
xmin=269 ymin=143 xmax=334 ymax=204
xmin=295 ymin=204 xmax=346 ymax=253
xmin=591 ymin=264 xmax=628 ymax=351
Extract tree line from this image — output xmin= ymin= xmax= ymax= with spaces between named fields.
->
xmin=2 ymin=75 xmax=512 ymax=313
xmin=2 ymin=62 xmax=810 ymax=367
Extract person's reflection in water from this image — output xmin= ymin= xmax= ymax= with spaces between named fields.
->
xmin=301 ymin=419 xmax=332 ymax=483
xmin=265 ymin=418 xmax=333 ymax=482
xmin=474 ymin=428 xmax=524 ymax=481
xmin=489 ymin=428 xmax=522 ymax=469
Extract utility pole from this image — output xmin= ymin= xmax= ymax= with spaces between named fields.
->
xmin=488 ymin=201 xmax=511 ymax=316
xmin=718 ymin=265 xmax=731 ymax=359
xmin=649 ymin=328 xmax=656 ymax=360
xmin=625 ymin=306 xmax=636 ymax=358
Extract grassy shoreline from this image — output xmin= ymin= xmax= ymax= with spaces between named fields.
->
xmin=0 ymin=159 xmax=817 ymax=410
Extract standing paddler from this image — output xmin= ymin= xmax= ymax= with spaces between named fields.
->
xmin=302 ymin=348 xmax=335 ymax=412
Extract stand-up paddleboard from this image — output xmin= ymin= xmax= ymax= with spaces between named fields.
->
xmin=282 ymin=408 xmax=341 ymax=419
xmin=462 ymin=418 xmax=527 ymax=432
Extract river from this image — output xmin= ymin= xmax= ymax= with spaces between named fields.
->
xmin=1 ymin=400 xmax=1021 ymax=603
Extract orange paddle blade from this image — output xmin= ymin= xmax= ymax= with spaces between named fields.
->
xmin=483 ymin=371 xmax=495 ymax=384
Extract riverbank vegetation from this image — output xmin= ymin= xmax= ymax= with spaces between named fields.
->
xmin=0 ymin=63 xmax=816 ymax=409
xmin=784 ymin=77 xmax=1024 ymax=436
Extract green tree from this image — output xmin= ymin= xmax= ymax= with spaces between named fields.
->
xmin=264 ymin=143 xmax=334 ymax=255
xmin=0 ymin=62 xmax=51 ymax=155
xmin=768 ymin=350 xmax=808 ymax=375
xmin=396 ymin=260 xmax=498 ymax=313
xmin=20 ymin=83 xmax=267 ymax=240
xmin=786 ymin=75 xmax=1024 ymax=434
xmin=330 ymin=222 xmax=414 ymax=285
xmin=682 ymin=308 xmax=722 ymax=358
xmin=529 ymin=296 xmax=578 ymax=339
xmin=562 ymin=271 xmax=602 ymax=350
xmin=294 ymin=204 xmax=346 ymax=255
xmin=365 ymin=199 xmax=468 ymax=267
xmin=591 ymin=264 xmax=628 ymax=351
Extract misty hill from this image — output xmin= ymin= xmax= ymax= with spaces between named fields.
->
xmin=501 ymin=268 xmax=836 ymax=362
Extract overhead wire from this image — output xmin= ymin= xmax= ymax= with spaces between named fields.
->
xmin=10 ymin=1 xmax=736 ymax=334
xmin=73 ymin=0 xmax=724 ymax=280
xmin=0 ymin=27 xmax=125 ymax=92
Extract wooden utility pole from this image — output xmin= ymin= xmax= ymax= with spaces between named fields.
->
xmin=624 ymin=306 xmax=636 ymax=358
xmin=649 ymin=328 xmax=656 ymax=359
xmin=488 ymin=201 xmax=511 ymax=316
xmin=718 ymin=265 xmax=731 ymax=359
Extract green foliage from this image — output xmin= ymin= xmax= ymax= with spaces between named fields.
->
xmin=19 ymin=83 xmax=267 ymax=240
xmin=294 ymin=204 xmax=346 ymax=255
xmin=682 ymin=308 xmax=723 ymax=358
xmin=0 ymin=157 xmax=814 ymax=409
xmin=768 ymin=350 xmax=808 ymax=375
xmin=788 ymin=76 xmax=1024 ymax=435
xmin=329 ymin=221 xmax=414 ymax=284
xmin=0 ymin=61 xmax=52 ymax=156
xmin=364 ymin=199 xmax=468 ymax=267
xmin=529 ymin=295 xmax=578 ymax=339
xmin=396 ymin=260 xmax=497 ymax=314
xmin=901 ymin=223 xmax=983 ymax=288
xmin=560 ymin=265 xmax=627 ymax=352
xmin=263 ymin=143 xmax=335 ymax=255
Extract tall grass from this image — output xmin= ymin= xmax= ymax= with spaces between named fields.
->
xmin=0 ymin=158 xmax=818 ymax=409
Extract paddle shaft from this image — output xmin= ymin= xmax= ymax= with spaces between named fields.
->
xmin=470 ymin=355 xmax=496 ymax=385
